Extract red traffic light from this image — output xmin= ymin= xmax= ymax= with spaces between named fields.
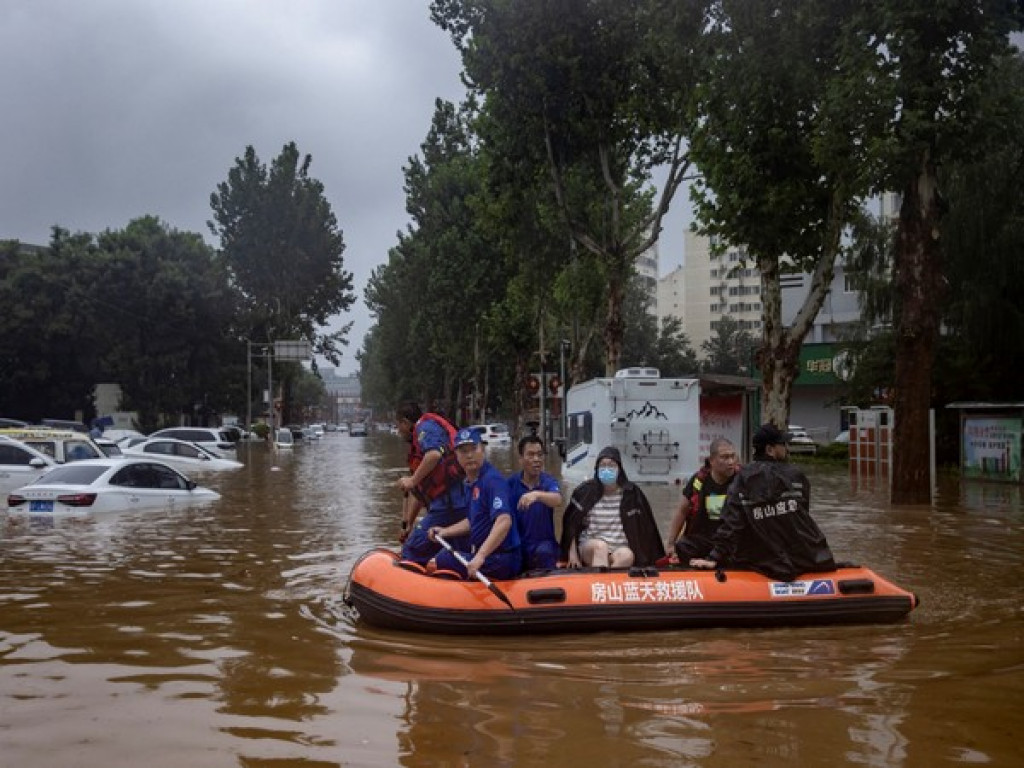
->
xmin=548 ymin=375 xmax=561 ymax=395
xmin=526 ymin=375 xmax=540 ymax=394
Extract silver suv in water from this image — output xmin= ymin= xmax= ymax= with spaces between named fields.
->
xmin=148 ymin=427 xmax=237 ymax=458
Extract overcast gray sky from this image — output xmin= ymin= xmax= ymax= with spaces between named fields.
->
xmin=1 ymin=1 xmax=687 ymax=375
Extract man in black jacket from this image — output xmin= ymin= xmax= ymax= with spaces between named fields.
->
xmin=689 ymin=424 xmax=836 ymax=581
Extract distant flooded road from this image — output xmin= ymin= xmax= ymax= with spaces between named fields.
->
xmin=2 ymin=432 xmax=1022 ymax=767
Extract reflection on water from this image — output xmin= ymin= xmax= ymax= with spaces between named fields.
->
xmin=2 ymin=433 xmax=1023 ymax=767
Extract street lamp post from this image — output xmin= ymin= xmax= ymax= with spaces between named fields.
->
xmin=246 ymin=340 xmax=252 ymax=436
xmin=267 ymin=346 xmax=274 ymax=434
xmin=560 ymin=339 xmax=570 ymax=446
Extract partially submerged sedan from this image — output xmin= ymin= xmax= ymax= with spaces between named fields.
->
xmin=0 ymin=435 xmax=57 ymax=507
xmin=467 ymin=423 xmax=512 ymax=446
xmin=6 ymin=458 xmax=220 ymax=517
xmin=121 ymin=437 xmax=243 ymax=472
xmin=786 ymin=425 xmax=819 ymax=455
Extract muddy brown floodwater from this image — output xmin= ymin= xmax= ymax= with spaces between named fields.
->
xmin=1 ymin=432 xmax=1022 ymax=767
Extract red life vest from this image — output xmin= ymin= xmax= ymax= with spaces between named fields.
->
xmin=408 ymin=413 xmax=464 ymax=504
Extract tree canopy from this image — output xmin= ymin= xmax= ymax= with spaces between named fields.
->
xmin=431 ymin=0 xmax=704 ymax=374
xmin=1 ymin=218 xmax=239 ymax=427
xmin=209 ymin=142 xmax=356 ymax=365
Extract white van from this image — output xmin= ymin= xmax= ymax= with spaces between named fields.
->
xmin=0 ymin=428 xmax=105 ymax=464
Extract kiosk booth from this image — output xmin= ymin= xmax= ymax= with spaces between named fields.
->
xmin=847 ymin=406 xmax=894 ymax=487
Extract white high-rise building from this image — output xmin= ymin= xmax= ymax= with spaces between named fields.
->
xmin=634 ymin=242 xmax=659 ymax=316
xmin=657 ymin=230 xmax=762 ymax=351
xmin=657 ymin=229 xmax=873 ymax=349
xmin=657 ymin=229 xmax=868 ymax=441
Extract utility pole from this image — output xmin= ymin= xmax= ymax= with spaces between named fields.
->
xmin=560 ymin=338 xmax=570 ymax=445
xmin=538 ymin=322 xmax=546 ymax=446
xmin=266 ymin=345 xmax=273 ymax=434
xmin=246 ymin=340 xmax=252 ymax=436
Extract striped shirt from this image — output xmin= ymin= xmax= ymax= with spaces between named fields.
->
xmin=582 ymin=491 xmax=627 ymax=551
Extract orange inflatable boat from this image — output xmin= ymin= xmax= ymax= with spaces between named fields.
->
xmin=343 ymin=548 xmax=918 ymax=635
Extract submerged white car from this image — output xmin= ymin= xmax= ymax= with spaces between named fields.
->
xmin=468 ymin=423 xmax=512 ymax=446
xmin=0 ymin=435 xmax=57 ymax=507
xmin=121 ymin=437 xmax=243 ymax=472
xmin=786 ymin=425 xmax=818 ymax=455
xmin=274 ymin=428 xmax=295 ymax=449
xmin=0 ymin=428 xmax=104 ymax=463
xmin=6 ymin=458 xmax=220 ymax=517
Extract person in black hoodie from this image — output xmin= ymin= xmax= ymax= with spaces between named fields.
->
xmin=690 ymin=424 xmax=836 ymax=581
xmin=560 ymin=446 xmax=664 ymax=568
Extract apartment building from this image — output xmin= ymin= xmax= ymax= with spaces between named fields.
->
xmin=658 ymin=229 xmax=866 ymax=440
xmin=634 ymin=242 xmax=660 ymax=316
xmin=657 ymin=230 xmax=765 ymax=351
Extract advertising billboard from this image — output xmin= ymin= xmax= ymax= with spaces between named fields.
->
xmin=962 ymin=416 xmax=1022 ymax=482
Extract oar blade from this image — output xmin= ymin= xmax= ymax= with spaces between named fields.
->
xmin=436 ymin=533 xmax=516 ymax=611
xmin=488 ymin=582 xmax=516 ymax=611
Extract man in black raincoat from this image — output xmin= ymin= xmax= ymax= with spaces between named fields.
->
xmin=690 ymin=424 xmax=836 ymax=581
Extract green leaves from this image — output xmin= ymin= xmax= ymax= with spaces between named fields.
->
xmin=0 ymin=219 xmax=240 ymax=426
xmin=209 ymin=142 xmax=356 ymax=365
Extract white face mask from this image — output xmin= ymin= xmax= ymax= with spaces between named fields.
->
xmin=598 ymin=466 xmax=618 ymax=486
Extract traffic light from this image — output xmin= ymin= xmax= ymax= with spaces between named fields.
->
xmin=525 ymin=373 xmax=562 ymax=399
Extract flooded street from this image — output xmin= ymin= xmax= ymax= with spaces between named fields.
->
xmin=2 ymin=432 xmax=1022 ymax=768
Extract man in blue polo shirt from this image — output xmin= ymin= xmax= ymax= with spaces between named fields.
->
xmin=429 ymin=427 xmax=522 ymax=580
xmin=508 ymin=434 xmax=562 ymax=571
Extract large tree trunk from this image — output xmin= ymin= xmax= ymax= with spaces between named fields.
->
xmin=758 ymin=255 xmax=801 ymax=428
xmin=603 ymin=279 xmax=625 ymax=376
xmin=760 ymin=343 xmax=801 ymax=429
xmin=891 ymin=151 xmax=944 ymax=504
xmin=513 ymin=354 xmax=528 ymax=430
xmin=755 ymin=192 xmax=843 ymax=430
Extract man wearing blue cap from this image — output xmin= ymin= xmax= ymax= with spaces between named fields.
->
xmin=429 ymin=427 xmax=522 ymax=580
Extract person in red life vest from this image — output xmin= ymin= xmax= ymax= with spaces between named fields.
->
xmin=395 ymin=401 xmax=469 ymax=564
xmin=428 ymin=427 xmax=522 ymax=580
xmin=664 ymin=437 xmax=738 ymax=562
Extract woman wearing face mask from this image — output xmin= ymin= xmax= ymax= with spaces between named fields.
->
xmin=560 ymin=446 xmax=664 ymax=569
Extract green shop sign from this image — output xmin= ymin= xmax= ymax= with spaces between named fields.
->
xmin=754 ymin=343 xmax=849 ymax=386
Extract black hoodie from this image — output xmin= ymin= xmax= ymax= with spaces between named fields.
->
xmin=558 ymin=448 xmax=665 ymax=567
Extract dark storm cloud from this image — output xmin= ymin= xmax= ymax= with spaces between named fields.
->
xmin=0 ymin=0 xmax=466 ymax=372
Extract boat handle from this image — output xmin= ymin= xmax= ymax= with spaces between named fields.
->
xmin=526 ymin=588 xmax=566 ymax=605
xmin=838 ymin=578 xmax=875 ymax=595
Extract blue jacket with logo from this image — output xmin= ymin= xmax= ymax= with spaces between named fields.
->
xmin=468 ymin=461 xmax=520 ymax=555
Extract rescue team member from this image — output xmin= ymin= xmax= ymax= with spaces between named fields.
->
xmin=507 ymin=434 xmax=562 ymax=571
xmin=395 ymin=401 xmax=469 ymax=565
xmin=429 ymin=428 xmax=522 ymax=580
xmin=664 ymin=437 xmax=738 ymax=562
xmin=690 ymin=424 xmax=836 ymax=581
